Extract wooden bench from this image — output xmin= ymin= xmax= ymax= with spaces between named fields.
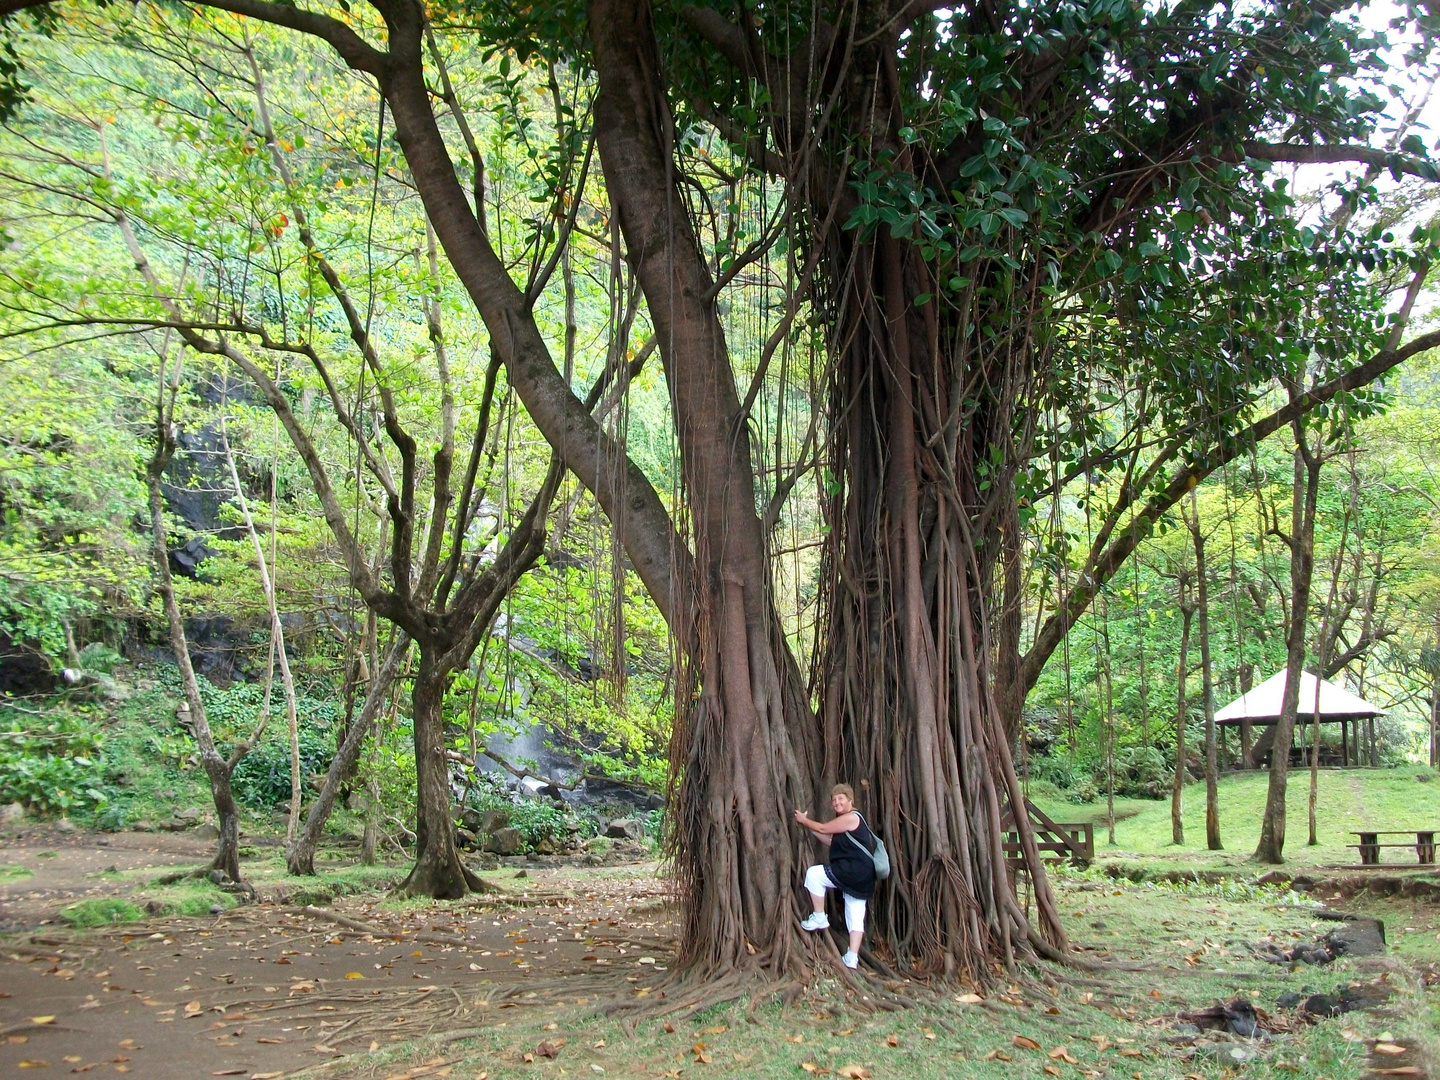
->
xmin=1348 ymin=830 xmax=1437 ymax=866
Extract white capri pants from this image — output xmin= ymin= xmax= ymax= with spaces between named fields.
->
xmin=804 ymin=864 xmax=867 ymax=934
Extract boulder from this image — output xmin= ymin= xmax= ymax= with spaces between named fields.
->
xmin=458 ymin=806 xmax=483 ymax=833
xmin=606 ymin=818 xmax=645 ymax=841
xmin=455 ymin=827 xmax=479 ymax=850
xmin=485 ymin=827 xmax=523 ymax=855
xmin=0 ymin=802 xmax=24 ymax=824
xmin=478 ymin=809 xmax=511 ymax=835
xmin=1324 ymin=917 xmax=1386 ymax=957
xmin=193 ymin=823 xmax=221 ymax=841
xmin=175 ymin=806 xmax=203 ymax=824
xmin=536 ymin=836 xmax=557 ymax=856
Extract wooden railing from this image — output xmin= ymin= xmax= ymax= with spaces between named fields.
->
xmin=1000 ymin=799 xmax=1094 ymax=867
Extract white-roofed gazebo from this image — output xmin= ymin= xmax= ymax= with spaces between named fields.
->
xmin=1215 ymin=670 xmax=1384 ymax=767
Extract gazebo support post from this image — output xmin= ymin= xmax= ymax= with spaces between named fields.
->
xmin=1341 ymin=720 xmax=1348 ymax=767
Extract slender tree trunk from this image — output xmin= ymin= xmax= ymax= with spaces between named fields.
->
xmin=1431 ymin=614 xmax=1440 ymax=769
xmin=1173 ymin=575 xmax=1195 ymax=845
xmin=147 ymin=430 xmax=244 ymax=882
xmin=220 ymin=418 xmax=304 ymax=849
xmin=399 ymin=653 xmax=481 ymax=897
xmin=1190 ymin=491 xmax=1221 ymax=850
xmin=288 ymin=635 xmax=407 ymax=875
xmin=1256 ymin=421 xmax=1323 ymax=864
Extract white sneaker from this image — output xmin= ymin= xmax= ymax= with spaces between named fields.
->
xmin=801 ymin=913 xmax=830 ymax=931
xmin=842 ymin=951 xmax=859 ymax=969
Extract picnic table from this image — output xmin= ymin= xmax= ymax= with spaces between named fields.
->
xmin=1348 ymin=830 xmax=1437 ymax=866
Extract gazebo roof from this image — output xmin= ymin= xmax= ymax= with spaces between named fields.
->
xmin=1215 ymin=670 xmax=1383 ymax=727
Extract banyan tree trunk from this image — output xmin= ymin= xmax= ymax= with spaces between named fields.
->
xmin=591 ymin=0 xmax=821 ymax=981
xmin=817 ymin=225 xmax=1065 ymax=977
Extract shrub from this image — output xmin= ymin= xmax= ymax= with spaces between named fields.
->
xmin=231 ymin=722 xmax=334 ymax=807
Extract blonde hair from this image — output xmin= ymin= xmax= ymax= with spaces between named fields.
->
xmin=830 ymin=783 xmax=856 ymax=801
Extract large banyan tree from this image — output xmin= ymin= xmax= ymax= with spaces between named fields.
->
xmin=3 ymin=0 xmax=1439 ymax=990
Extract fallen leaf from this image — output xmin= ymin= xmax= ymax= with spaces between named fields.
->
xmin=955 ymin=993 xmax=983 ymax=1004
xmin=344 ymin=972 xmax=365 ymax=980
xmin=698 ymin=1025 xmax=727 ymax=1036
xmin=694 ymin=1052 xmax=712 ymax=1064
xmin=1013 ymin=1035 xmax=1041 ymax=1051
xmin=522 ymin=1052 xmax=535 ymax=1064
xmin=1044 ymin=1067 xmax=1061 ymax=1077
xmin=1371 ymin=1069 xmax=1422 ymax=1076
xmin=1374 ymin=1044 xmax=1408 ymax=1055
xmin=1049 ymin=1046 xmax=1079 ymax=1064
xmin=590 ymin=1067 xmax=605 ymax=1075
xmin=212 ymin=1071 xmax=247 ymax=1076
xmin=256 ymin=1037 xmax=286 ymax=1044
xmin=536 ymin=1039 xmax=565 ymax=1058
xmin=835 ymin=1067 xmax=870 ymax=1080
xmin=784 ymin=1034 xmax=805 ymax=1044
xmin=64 ymin=1057 xmax=82 ymax=1064
xmin=17 ymin=1062 xmax=50 ymax=1069
xmin=662 ymin=1021 xmax=676 ymax=1033
xmin=28 ymin=1016 xmax=55 ymax=1025
xmin=885 ymin=1034 xmax=899 ymax=1048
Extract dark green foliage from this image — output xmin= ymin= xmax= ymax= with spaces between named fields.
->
xmin=0 ymin=704 xmax=108 ymax=815
xmin=231 ymin=722 xmax=334 ymax=807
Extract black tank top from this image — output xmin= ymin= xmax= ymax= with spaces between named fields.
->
xmin=826 ymin=812 xmax=877 ymax=899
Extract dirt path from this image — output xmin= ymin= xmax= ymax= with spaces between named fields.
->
xmin=0 ymin=828 xmax=675 ymax=1079
xmin=0 ymin=828 xmax=219 ymax=931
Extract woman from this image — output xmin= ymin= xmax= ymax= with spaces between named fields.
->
xmin=793 ymin=783 xmax=876 ymax=970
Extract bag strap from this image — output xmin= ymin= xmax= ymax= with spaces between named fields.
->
xmin=850 ymin=812 xmax=879 ymax=858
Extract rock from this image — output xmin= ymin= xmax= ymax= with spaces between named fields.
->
xmin=193 ymin=823 xmax=220 ymax=841
xmin=176 ymin=806 xmax=203 ymax=824
xmin=536 ymin=836 xmax=557 ymax=855
xmin=0 ymin=803 xmax=25 ymax=824
xmin=1204 ymin=1044 xmax=1258 ymax=1066
xmin=485 ymin=827 xmax=523 ymax=855
xmin=56 ymin=817 xmax=77 ymax=833
xmin=514 ymin=869 xmax=528 ymax=879
xmin=1276 ymin=991 xmax=1305 ymax=1010
xmin=478 ymin=809 xmax=511 ymax=835
xmin=1255 ymin=870 xmax=1291 ymax=886
xmin=605 ymin=818 xmax=645 ymax=841
xmin=96 ymin=838 xmax=110 ymax=847
xmin=1417 ymin=772 xmax=1434 ymax=783
xmin=458 ymin=806 xmax=483 ymax=833
xmin=144 ymin=899 xmax=164 ymax=914
xmin=1299 ymin=993 xmax=1342 ymax=1017
xmin=207 ymin=868 xmax=232 ymax=885
xmin=455 ymin=827 xmax=479 ymax=850
xmin=1324 ymin=917 xmax=1386 ymax=957
xmin=209 ymin=903 xmax=225 ymax=915
xmin=345 ymin=790 xmax=368 ymax=812
xmin=133 ymin=820 xmax=155 ymax=833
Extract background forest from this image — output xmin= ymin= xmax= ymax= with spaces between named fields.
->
xmin=4 ymin=0 xmax=1440 ymax=983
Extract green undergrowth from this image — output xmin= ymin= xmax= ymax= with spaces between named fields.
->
xmin=0 ymin=861 xmax=34 ymax=880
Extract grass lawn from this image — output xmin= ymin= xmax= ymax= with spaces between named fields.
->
xmin=1029 ymin=766 xmax=1440 ymax=872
